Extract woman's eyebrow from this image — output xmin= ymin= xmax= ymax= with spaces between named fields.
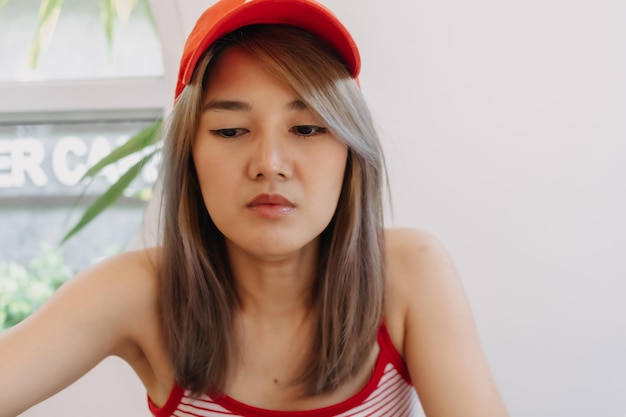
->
xmin=201 ymin=99 xmax=307 ymax=112
xmin=202 ymin=100 xmax=252 ymax=112
xmin=287 ymin=99 xmax=308 ymax=111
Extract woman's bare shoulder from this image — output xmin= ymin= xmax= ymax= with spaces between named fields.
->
xmin=384 ymin=227 xmax=456 ymax=293
xmin=86 ymin=246 xmax=161 ymax=301
xmin=384 ymin=226 xmax=457 ymax=289
xmin=65 ymin=246 xmax=162 ymax=326
xmin=0 ymin=247 xmax=165 ymax=416
xmin=43 ymin=245 xmax=164 ymax=351
xmin=91 ymin=245 xmax=160 ymax=279
xmin=97 ymin=247 xmax=174 ymax=395
xmin=385 ymin=226 xmax=450 ymax=260
xmin=383 ymin=228 xmax=509 ymax=415
xmin=383 ymin=227 xmax=459 ymax=356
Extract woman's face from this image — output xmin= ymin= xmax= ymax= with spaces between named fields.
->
xmin=193 ymin=46 xmax=348 ymax=260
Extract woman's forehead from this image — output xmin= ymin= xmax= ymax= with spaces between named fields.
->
xmin=202 ymin=47 xmax=300 ymax=105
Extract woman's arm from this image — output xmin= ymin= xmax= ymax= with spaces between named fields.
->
xmin=0 ymin=249 xmax=157 ymax=417
xmin=386 ymin=228 xmax=509 ymax=417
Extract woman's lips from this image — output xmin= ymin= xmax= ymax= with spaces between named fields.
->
xmin=246 ymin=193 xmax=295 ymax=219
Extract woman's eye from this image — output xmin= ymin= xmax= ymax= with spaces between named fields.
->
xmin=291 ymin=125 xmax=327 ymax=137
xmin=210 ymin=128 xmax=247 ymax=138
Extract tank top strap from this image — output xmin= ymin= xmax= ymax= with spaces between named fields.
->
xmin=378 ymin=321 xmax=413 ymax=384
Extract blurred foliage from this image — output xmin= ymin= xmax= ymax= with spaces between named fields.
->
xmin=27 ymin=0 xmax=153 ymax=68
xmin=0 ymin=245 xmax=74 ymax=331
xmin=61 ymin=119 xmax=162 ymax=244
xmin=0 ymin=0 xmax=155 ymax=67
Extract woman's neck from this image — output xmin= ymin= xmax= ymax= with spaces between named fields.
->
xmin=227 ymin=238 xmax=319 ymax=318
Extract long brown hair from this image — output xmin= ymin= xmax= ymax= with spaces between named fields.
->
xmin=158 ymin=25 xmax=387 ymax=397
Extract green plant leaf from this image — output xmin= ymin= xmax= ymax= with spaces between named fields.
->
xmin=28 ymin=0 xmax=64 ymax=68
xmin=61 ymin=150 xmax=158 ymax=244
xmin=80 ymin=119 xmax=161 ymax=182
xmin=139 ymin=0 xmax=157 ymax=32
xmin=100 ymin=0 xmax=115 ymax=57
xmin=113 ymin=0 xmax=138 ymax=21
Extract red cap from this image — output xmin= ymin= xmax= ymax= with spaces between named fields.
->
xmin=175 ymin=0 xmax=360 ymax=99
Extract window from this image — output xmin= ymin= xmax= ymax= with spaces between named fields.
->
xmin=0 ymin=0 xmax=165 ymax=330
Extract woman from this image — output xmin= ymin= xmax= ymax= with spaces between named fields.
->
xmin=0 ymin=0 xmax=509 ymax=416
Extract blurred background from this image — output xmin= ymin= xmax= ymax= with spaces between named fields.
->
xmin=1 ymin=0 xmax=624 ymax=416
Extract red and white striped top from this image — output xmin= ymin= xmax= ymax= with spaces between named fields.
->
xmin=148 ymin=324 xmax=421 ymax=417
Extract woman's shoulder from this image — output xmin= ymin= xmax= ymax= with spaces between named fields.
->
xmin=384 ymin=226 xmax=456 ymax=294
xmin=79 ymin=247 xmax=174 ymax=396
xmin=383 ymin=227 xmax=460 ymax=356
xmin=63 ymin=247 xmax=162 ymax=318
xmin=385 ymin=226 xmax=458 ymax=281
xmin=54 ymin=246 xmax=165 ymax=362
xmin=87 ymin=246 xmax=161 ymax=294
xmin=382 ymin=228 xmax=509 ymax=415
xmin=46 ymin=245 xmax=162 ymax=314
xmin=0 ymin=247 xmax=167 ymax=415
xmin=385 ymin=226 xmax=450 ymax=261
xmin=67 ymin=246 xmax=163 ymax=342
xmin=84 ymin=246 xmax=163 ymax=341
xmin=92 ymin=245 xmax=161 ymax=276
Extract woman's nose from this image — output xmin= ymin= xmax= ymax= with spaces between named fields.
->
xmin=247 ymin=131 xmax=293 ymax=180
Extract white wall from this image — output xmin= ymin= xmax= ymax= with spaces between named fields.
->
xmin=343 ymin=1 xmax=625 ymax=416
xmin=19 ymin=0 xmax=625 ymax=416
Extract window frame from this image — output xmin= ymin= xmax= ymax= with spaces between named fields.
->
xmin=0 ymin=0 xmax=191 ymax=122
